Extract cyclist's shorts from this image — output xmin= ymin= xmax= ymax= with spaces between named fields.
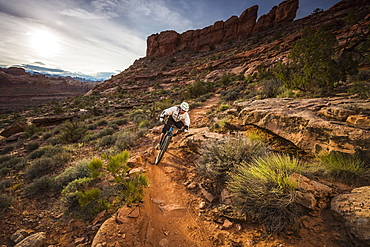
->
xmin=162 ymin=116 xmax=184 ymax=133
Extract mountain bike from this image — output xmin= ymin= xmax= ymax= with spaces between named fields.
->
xmin=154 ymin=124 xmax=184 ymax=165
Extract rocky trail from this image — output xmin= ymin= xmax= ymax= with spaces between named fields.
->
xmin=91 ymin=96 xmax=221 ymax=246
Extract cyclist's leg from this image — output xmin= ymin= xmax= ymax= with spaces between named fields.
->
xmin=173 ymin=120 xmax=184 ymax=132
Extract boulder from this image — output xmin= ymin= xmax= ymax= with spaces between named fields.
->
xmin=331 ymin=186 xmax=370 ymax=241
xmin=0 ymin=122 xmax=27 ymax=138
xmin=14 ymin=232 xmax=46 ymax=247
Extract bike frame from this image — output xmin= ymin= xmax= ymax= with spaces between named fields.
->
xmin=154 ymin=124 xmax=182 ymax=165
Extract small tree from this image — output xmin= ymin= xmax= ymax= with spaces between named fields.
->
xmin=274 ymin=27 xmax=358 ymax=95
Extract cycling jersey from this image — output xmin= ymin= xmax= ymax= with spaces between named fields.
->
xmin=160 ymin=106 xmax=190 ymax=128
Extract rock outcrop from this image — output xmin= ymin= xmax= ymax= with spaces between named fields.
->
xmin=146 ymin=0 xmax=298 ymax=57
xmin=238 ymin=97 xmax=370 ymax=157
xmin=331 ymin=186 xmax=370 ymax=242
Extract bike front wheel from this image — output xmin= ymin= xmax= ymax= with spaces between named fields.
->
xmin=155 ymin=135 xmax=171 ymax=165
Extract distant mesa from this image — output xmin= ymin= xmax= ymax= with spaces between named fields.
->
xmin=146 ymin=0 xmax=299 ymax=57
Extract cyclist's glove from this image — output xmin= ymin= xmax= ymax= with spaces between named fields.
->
xmin=159 ymin=117 xmax=164 ymax=123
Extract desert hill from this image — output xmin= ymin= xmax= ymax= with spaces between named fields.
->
xmin=0 ymin=0 xmax=369 ymax=246
xmin=0 ymin=67 xmax=99 ymax=113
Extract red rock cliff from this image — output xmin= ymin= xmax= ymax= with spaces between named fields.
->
xmin=146 ymin=0 xmax=299 ymax=57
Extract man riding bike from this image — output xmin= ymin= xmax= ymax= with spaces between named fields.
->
xmin=156 ymin=102 xmax=190 ymax=150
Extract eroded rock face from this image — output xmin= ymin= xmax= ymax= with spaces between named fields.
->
xmin=238 ymin=97 xmax=370 ymax=157
xmin=331 ymin=186 xmax=370 ymax=241
xmin=146 ymin=0 xmax=298 ymax=57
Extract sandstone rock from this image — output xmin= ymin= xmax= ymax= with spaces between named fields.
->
xmin=347 ymin=115 xmax=370 ymax=127
xmin=0 ymin=122 xmax=27 ymax=138
xmin=318 ymin=107 xmax=356 ymax=121
xmin=14 ymin=232 xmax=46 ymax=247
xmin=238 ymin=98 xmax=370 ymax=156
xmin=11 ymin=229 xmax=29 ymax=244
xmin=331 ymin=186 xmax=370 ymax=241
xmin=146 ymin=0 xmax=297 ymax=57
xmin=222 ymin=219 xmax=233 ymax=229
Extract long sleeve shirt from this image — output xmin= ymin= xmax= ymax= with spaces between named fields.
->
xmin=160 ymin=106 xmax=190 ymax=128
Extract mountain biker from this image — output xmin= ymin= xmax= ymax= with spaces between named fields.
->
xmin=156 ymin=102 xmax=190 ymax=150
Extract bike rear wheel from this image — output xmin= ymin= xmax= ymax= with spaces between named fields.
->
xmin=155 ymin=135 xmax=171 ymax=165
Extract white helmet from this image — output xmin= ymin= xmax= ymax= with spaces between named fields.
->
xmin=180 ymin=102 xmax=189 ymax=112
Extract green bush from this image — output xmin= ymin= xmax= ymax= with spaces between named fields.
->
xmin=28 ymin=146 xmax=66 ymax=160
xmin=88 ymin=158 xmax=104 ymax=179
xmin=25 ymin=158 xmax=55 ymax=181
xmin=274 ymin=27 xmax=358 ymax=95
xmin=0 ymin=156 xmax=24 ymax=170
xmin=24 ymin=175 xmax=53 ymax=197
xmin=59 ymin=119 xmax=86 ymax=143
xmin=61 ymin=177 xmax=93 ymax=208
xmin=104 ymin=151 xmax=130 ymax=183
xmin=1 ymin=145 xmax=14 ymax=155
xmin=197 ymin=135 xmax=268 ymax=193
xmin=317 ymin=152 xmax=370 ymax=185
xmin=185 ymin=80 xmax=214 ymax=99
xmin=121 ymin=173 xmax=148 ymax=205
xmin=228 ymin=154 xmax=304 ymax=233
xmin=115 ymin=130 xmax=139 ymax=151
xmin=53 ymin=160 xmax=90 ymax=191
xmin=0 ymin=194 xmax=12 ymax=210
xmin=26 ymin=142 xmax=41 ymax=153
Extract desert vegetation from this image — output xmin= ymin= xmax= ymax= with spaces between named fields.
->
xmin=0 ymin=3 xmax=369 ymax=246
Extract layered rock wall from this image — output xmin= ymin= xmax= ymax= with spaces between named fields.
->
xmin=146 ymin=0 xmax=298 ymax=57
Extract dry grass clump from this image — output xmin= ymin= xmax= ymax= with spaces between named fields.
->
xmin=228 ymin=153 xmax=305 ymax=233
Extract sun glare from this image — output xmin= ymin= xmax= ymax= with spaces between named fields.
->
xmin=30 ymin=30 xmax=60 ymax=57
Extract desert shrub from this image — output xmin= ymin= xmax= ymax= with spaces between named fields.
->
xmin=110 ymin=118 xmax=128 ymax=126
xmin=0 ymin=194 xmax=12 ymax=210
xmin=26 ymin=141 xmax=40 ymax=153
xmin=121 ymin=173 xmax=148 ymax=205
xmin=59 ymin=119 xmax=86 ymax=143
xmin=0 ymin=156 xmax=24 ymax=170
xmin=317 ymin=152 xmax=370 ymax=185
xmin=218 ymin=73 xmax=244 ymax=86
xmin=1 ymin=145 xmax=14 ymax=155
xmin=261 ymin=79 xmax=284 ymax=98
xmin=97 ymin=119 xmax=108 ymax=126
xmin=61 ymin=177 xmax=93 ymax=209
xmin=97 ymin=135 xmax=117 ymax=148
xmin=28 ymin=145 xmax=66 ymax=160
xmin=0 ymin=155 xmax=13 ymax=165
xmin=42 ymin=132 xmax=53 ymax=140
xmin=0 ymin=178 xmax=14 ymax=191
xmin=138 ymin=119 xmax=151 ymax=128
xmin=115 ymin=130 xmax=139 ymax=151
xmin=87 ymin=123 xmax=98 ymax=130
xmin=53 ymin=160 xmax=90 ymax=191
xmin=0 ymin=166 xmax=11 ymax=176
xmin=185 ymin=80 xmax=214 ymax=99
xmin=274 ymin=27 xmax=358 ymax=95
xmin=348 ymin=81 xmax=370 ymax=99
xmin=104 ymin=151 xmax=130 ymax=183
xmin=197 ymin=135 xmax=268 ymax=193
xmin=99 ymin=127 xmax=115 ymax=137
xmin=24 ymin=124 xmax=44 ymax=139
xmin=25 ymin=158 xmax=55 ymax=181
xmin=218 ymin=104 xmax=230 ymax=112
xmin=88 ymin=158 xmax=104 ymax=179
xmin=228 ymin=154 xmax=304 ymax=233
xmin=24 ymin=175 xmax=54 ymax=197
xmin=77 ymin=188 xmax=101 ymax=207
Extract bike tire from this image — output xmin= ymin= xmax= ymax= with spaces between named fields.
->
xmin=155 ymin=135 xmax=171 ymax=165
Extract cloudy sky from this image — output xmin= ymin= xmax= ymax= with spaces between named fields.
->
xmin=0 ymin=0 xmax=341 ymax=80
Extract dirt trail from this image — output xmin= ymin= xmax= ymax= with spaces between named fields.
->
xmin=92 ymin=96 xmax=220 ymax=246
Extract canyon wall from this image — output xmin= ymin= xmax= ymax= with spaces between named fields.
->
xmin=146 ymin=0 xmax=299 ymax=57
